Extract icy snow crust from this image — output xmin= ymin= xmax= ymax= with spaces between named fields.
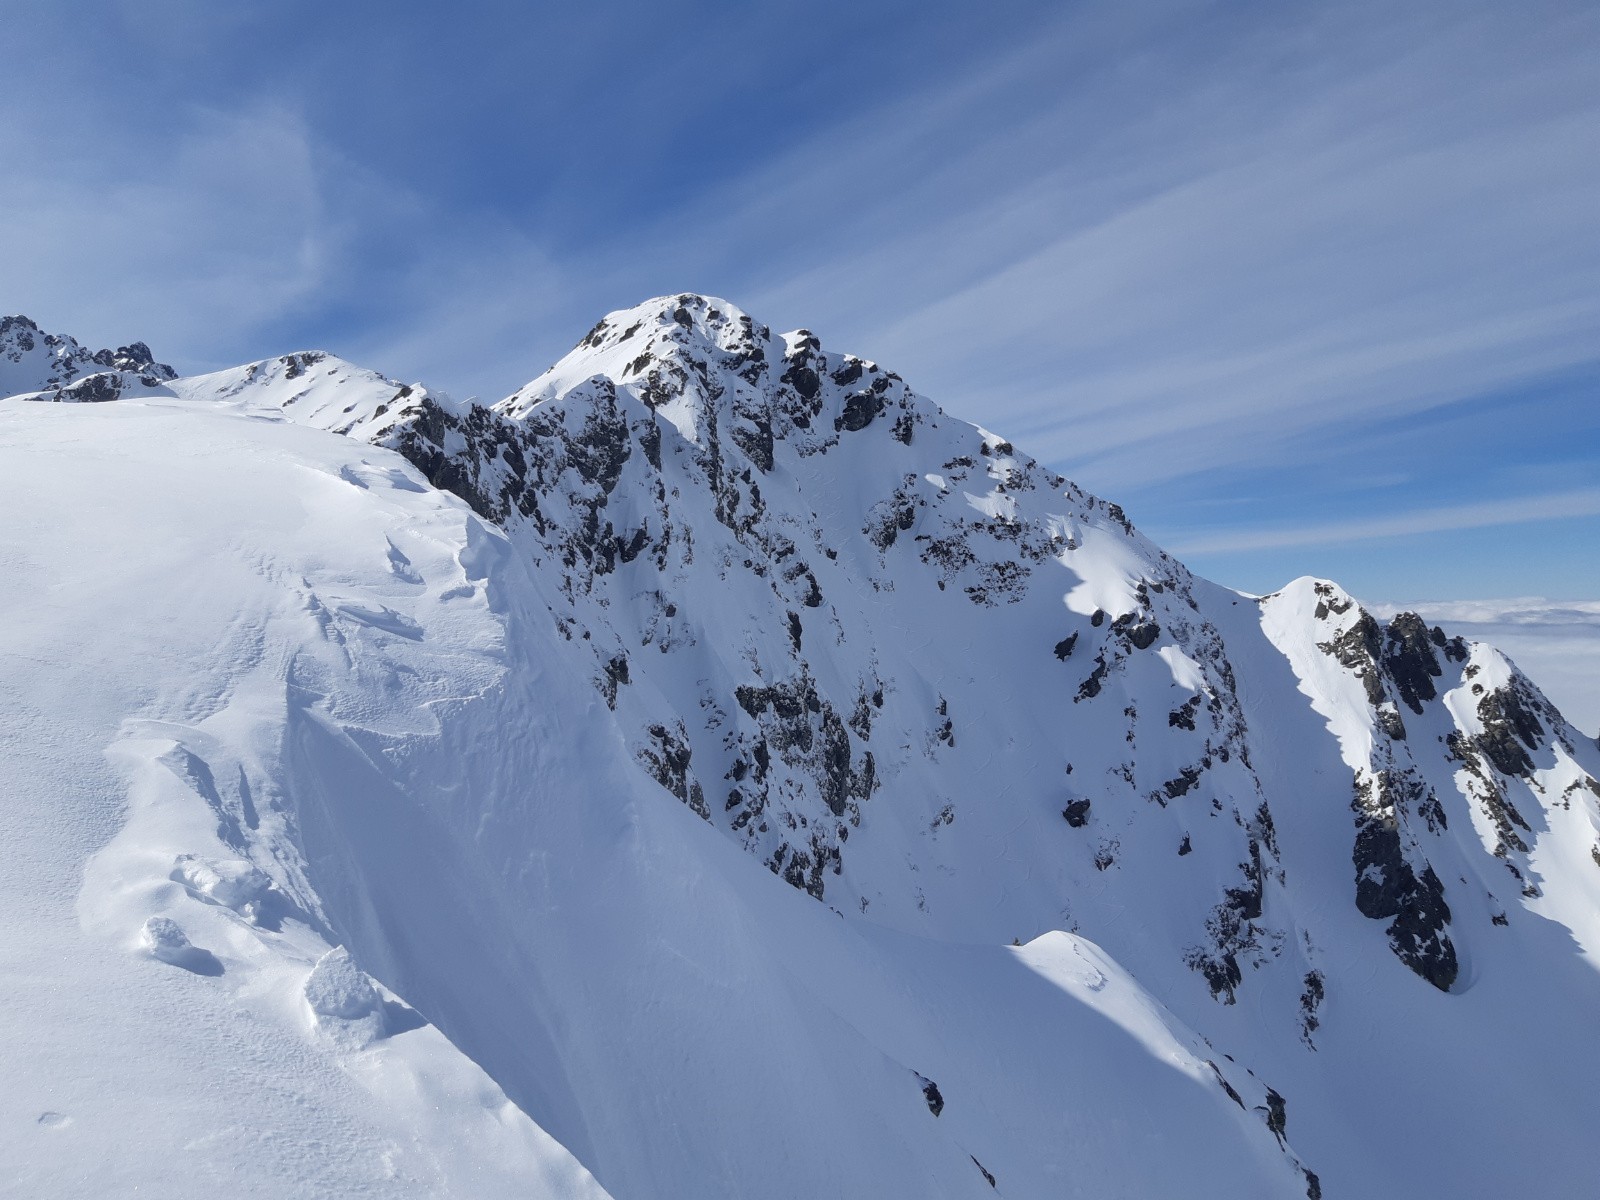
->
xmin=4 ymin=295 xmax=1600 ymax=1198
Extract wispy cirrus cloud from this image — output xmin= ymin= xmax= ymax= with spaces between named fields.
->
xmin=1168 ymin=488 xmax=1600 ymax=555
xmin=2 ymin=0 xmax=1595 ymax=598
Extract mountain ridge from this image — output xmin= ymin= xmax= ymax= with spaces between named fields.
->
xmin=3 ymin=294 xmax=1598 ymax=1198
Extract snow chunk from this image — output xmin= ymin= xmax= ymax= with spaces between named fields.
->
xmin=305 ymin=947 xmax=386 ymax=1049
xmin=139 ymin=916 xmax=222 ymax=975
xmin=171 ymin=854 xmax=269 ymax=913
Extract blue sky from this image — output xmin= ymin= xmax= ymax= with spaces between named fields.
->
xmin=5 ymin=0 xmax=1597 ymax=600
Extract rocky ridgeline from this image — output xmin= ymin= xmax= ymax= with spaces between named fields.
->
xmin=1 ymin=314 xmax=176 ymax=402
xmin=1264 ymin=576 xmax=1600 ymax=993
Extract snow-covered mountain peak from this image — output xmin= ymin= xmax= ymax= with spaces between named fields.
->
xmin=6 ymin=298 xmax=1600 ymax=1199
xmin=497 ymin=293 xmax=773 ymax=419
xmin=493 ymin=291 xmax=924 ymax=466
xmin=167 ymin=349 xmax=459 ymax=441
xmin=1 ymin=313 xmax=177 ymax=403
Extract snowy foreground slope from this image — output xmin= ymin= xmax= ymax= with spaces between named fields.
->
xmin=3 ymin=298 xmax=1599 ymax=1199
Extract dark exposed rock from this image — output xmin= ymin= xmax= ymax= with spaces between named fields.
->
xmin=1062 ymin=798 xmax=1092 ymax=827
xmin=731 ymin=411 xmax=774 ymax=473
xmin=971 ymin=1157 xmax=996 ymax=1188
xmin=599 ymin=653 xmax=630 ymax=709
xmin=865 ymin=490 xmax=919 ymax=551
xmin=58 ymin=372 xmax=122 ymax=403
xmin=281 ymin=351 xmax=326 ymax=380
xmin=1263 ymin=1088 xmax=1288 ymax=1146
xmin=1163 ymin=766 xmax=1202 ymax=800
xmin=782 ymin=362 xmax=821 ymax=401
xmin=637 ymin=722 xmax=709 ymax=822
xmin=1054 ymin=632 xmax=1079 ymax=660
xmin=1318 ymin=613 xmax=1387 ymax=707
xmin=1113 ymin=612 xmax=1160 ymax=650
xmin=1476 ymin=685 xmax=1544 ymax=777
xmin=1206 ymin=1061 xmax=1245 ymax=1108
xmin=1298 ymin=970 xmax=1325 ymax=1047
xmin=1448 ymin=732 xmax=1531 ymax=854
xmin=1382 ymin=613 xmax=1443 ymax=714
xmin=1190 ymin=949 xmax=1244 ymax=1004
xmin=837 ymin=390 xmax=884 ymax=432
xmin=1076 ymin=653 xmax=1109 ymax=702
xmin=1352 ymin=774 xmax=1457 ymax=991
xmin=963 ymin=559 xmax=1032 ymax=607
xmin=1226 ymin=840 xmax=1265 ymax=922
xmin=1187 ymin=837 xmax=1273 ymax=1004
xmin=1168 ymin=696 xmax=1199 ymax=730
xmin=917 ymin=1074 xmax=944 ymax=1117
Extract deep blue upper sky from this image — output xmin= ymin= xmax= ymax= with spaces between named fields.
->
xmin=5 ymin=0 xmax=1597 ymax=600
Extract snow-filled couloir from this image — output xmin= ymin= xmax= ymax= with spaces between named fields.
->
xmin=3 ymin=296 xmax=1598 ymax=1199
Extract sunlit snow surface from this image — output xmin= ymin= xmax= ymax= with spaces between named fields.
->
xmin=2 ymin=299 xmax=1599 ymax=1199
xmin=0 ymin=401 xmax=611 ymax=1198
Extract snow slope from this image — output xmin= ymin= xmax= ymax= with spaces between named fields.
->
xmin=3 ymin=297 xmax=1599 ymax=1198
xmin=0 ymin=400 xmax=611 ymax=1199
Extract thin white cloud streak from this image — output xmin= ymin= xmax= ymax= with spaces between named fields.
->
xmin=1167 ymin=488 xmax=1600 ymax=554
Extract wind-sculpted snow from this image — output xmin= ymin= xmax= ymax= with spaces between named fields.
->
xmin=5 ymin=296 xmax=1600 ymax=1198
xmin=0 ymin=400 xmax=614 ymax=1197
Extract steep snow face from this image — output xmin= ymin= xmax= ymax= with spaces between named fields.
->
xmin=0 ymin=399 xmax=613 ymax=1199
xmin=0 ymin=314 xmax=176 ymax=403
xmin=6 ymin=295 xmax=1600 ymax=1199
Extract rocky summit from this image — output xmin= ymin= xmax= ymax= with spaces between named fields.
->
xmin=3 ymin=295 xmax=1597 ymax=1199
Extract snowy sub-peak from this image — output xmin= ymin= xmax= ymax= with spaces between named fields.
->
xmin=5 ymin=293 xmax=1600 ymax=1199
xmin=0 ymin=313 xmax=176 ymax=403
xmin=166 ymin=348 xmax=458 ymax=442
